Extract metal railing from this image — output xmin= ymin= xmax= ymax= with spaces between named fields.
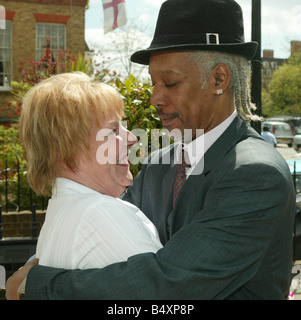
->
xmin=0 ymin=161 xmax=41 ymax=299
xmin=0 ymin=158 xmax=49 ymax=213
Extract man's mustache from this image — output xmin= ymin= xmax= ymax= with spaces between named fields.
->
xmin=157 ymin=111 xmax=182 ymax=120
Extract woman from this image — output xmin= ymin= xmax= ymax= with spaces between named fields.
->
xmin=19 ymin=72 xmax=162 ymax=270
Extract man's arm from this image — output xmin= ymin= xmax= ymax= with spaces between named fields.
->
xmin=24 ymin=161 xmax=295 ymax=300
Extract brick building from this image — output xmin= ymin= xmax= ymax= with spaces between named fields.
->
xmin=262 ymin=41 xmax=301 ymax=91
xmin=0 ymin=0 xmax=88 ymax=121
xmin=261 ymin=49 xmax=286 ymax=91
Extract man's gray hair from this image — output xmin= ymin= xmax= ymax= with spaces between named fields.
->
xmin=189 ymin=51 xmax=262 ymax=122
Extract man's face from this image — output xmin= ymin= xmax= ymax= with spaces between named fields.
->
xmin=149 ymin=51 xmax=216 ymax=137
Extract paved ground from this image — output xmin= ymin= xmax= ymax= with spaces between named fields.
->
xmin=276 ymin=144 xmax=298 ymax=160
xmin=290 ymin=260 xmax=301 ymax=300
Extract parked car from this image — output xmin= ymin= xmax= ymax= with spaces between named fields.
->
xmin=293 ymin=135 xmax=301 ymax=153
xmin=267 ymin=116 xmax=301 ymax=134
xmin=261 ymin=122 xmax=293 ymax=147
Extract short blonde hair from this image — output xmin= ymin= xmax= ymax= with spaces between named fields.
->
xmin=19 ymin=72 xmax=124 ymax=196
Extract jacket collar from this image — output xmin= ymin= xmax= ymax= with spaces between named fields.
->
xmin=201 ymin=116 xmax=253 ymax=175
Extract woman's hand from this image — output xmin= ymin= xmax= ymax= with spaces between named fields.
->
xmin=5 ymin=258 xmax=39 ymax=300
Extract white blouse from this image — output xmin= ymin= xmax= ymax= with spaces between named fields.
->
xmin=36 ymin=178 xmax=163 ymax=269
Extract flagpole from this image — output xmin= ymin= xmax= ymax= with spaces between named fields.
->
xmin=251 ymin=0 xmax=262 ymax=134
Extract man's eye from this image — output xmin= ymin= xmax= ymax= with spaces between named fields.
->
xmin=165 ymin=82 xmax=177 ymax=88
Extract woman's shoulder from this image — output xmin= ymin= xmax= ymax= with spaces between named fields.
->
xmin=77 ymin=192 xmax=141 ymax=222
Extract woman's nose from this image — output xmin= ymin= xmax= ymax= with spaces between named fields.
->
xmin=127 ymin=130 xmax=137 ymax=147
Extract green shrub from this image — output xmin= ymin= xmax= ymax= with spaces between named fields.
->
xmin=114 ymin=75 xmax=163 ymax=177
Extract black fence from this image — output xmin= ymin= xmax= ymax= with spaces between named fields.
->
xmin=0 ymin=158 xmax=42 ymax=299
xmin=0 ymin=158 xmax=49 ymax=213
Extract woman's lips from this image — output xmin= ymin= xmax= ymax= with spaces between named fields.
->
xmin=118 ymin=163 xmax=130 ymax=167
xmin=117 ymin=157 xmax=130 ymax=167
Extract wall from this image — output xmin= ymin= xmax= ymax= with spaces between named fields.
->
xmin=1 ymin=211 xmax=45 ymax=238
xmin=2 ymin=0 xmax=87 ymax=80
xmin=0 ymin=0 xmax=87 ymax=116
xmin=291 ymin=41 xmax=301 ymax=56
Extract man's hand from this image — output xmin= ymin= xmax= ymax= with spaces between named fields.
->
xmin=5 ymin=259 xmax=39 ymax=300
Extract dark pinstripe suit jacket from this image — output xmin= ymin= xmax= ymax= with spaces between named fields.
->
xmin=25 ymin=117 xmax=296 ymax=300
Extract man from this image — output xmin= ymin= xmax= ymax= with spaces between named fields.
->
xmin=7 ymin=0 xmax=295 ymax=300
xmin=261 ymin=126 xmax=277 ymax=147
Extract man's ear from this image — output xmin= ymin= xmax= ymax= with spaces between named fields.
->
xmin=213 ymin=64 xmax=231 ymax=95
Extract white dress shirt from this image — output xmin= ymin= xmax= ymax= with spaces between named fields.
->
xmin=175 ymin=110 xmax=237 ymax=177
xmin=36 ymin=178 xmax=163 ymax=269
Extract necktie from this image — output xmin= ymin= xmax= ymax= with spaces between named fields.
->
xmin=173 ymin=149 xmax=189 ymax=207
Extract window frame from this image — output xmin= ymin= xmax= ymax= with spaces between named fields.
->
xmin=0 ymin=19 xmax=12 ymax=92
xmin=36 ymin=22 xmax=66 ymax=67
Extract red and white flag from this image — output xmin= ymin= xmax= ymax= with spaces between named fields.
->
xmin=102 ymin=0 xmax=127 ymax=34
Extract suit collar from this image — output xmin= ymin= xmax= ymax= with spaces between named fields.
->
xmin=202 ymin=116 xmax=250 ymax=174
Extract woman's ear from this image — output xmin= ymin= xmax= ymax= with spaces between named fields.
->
xmin=213 ymin=64 xmax=231 ymax=96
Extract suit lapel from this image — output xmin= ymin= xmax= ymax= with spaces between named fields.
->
xmin=167 ymin=117 xmax=252 ymax=236
xmin=153 ymin=146 xmax=177 ymax=243
xmin=203 ymin=117 xmax=249 ymax=175
xmin=161 ymin=156 xmax=177 ymax=212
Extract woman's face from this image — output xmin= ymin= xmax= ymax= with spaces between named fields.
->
xmin=76 ymin=117 xmax=137 ymax=197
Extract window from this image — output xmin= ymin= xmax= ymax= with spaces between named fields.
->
xmin=0 ymin=5 xmax=5 ymax=29
xmin=271 ymin=62 xmax=278 ymax=71
xmin=266 ymin=69 xmax=272 ymax=77
xmin=36 ymin=23 xmax=66 ymax=66
xmin=0 ymin=20 xmax=12 ymax=90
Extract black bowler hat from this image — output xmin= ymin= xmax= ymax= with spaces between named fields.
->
xmin=131 ymin=0 xmax=258 ymax=65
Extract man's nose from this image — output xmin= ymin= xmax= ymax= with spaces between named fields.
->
xmin=150 ymin=86 xmax=166 ymax=109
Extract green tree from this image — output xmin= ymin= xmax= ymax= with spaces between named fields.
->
xmin=0 ymin=124 xmax=25 ymax=169
xmin=263 ymin=53 xmax=301 ymax=117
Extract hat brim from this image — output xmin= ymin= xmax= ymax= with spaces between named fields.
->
xmin=131 ymin=42 xmax=258 ymax=65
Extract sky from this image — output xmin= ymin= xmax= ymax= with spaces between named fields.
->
xmin=85 ymin=0 xmax=301 ymax=77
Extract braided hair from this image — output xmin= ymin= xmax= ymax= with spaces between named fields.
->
xmin=189 ymin=51 xmax=262 ymax=122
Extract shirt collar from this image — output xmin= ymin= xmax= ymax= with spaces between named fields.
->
xmin=176 ymin=110 xmax=237 ymax=176
xmin=52 ymin=178 xmax=99 ymax=198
